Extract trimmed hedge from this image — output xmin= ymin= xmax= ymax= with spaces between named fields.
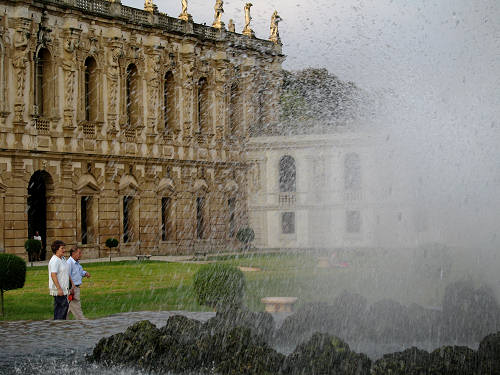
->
xmin=193 ymin=263 xmax=245 ymax=309
xmin=105 ymin=238 xmax=119 ymax=249
xmin=0 ymin=253 xmax=26 ymax=315
xmin=236 ymin=227 xmax=255 ymax=247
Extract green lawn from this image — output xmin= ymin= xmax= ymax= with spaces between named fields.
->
xmin=2 ymin=249 xmax=495 ymax=321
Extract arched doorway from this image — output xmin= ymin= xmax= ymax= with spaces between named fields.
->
xmin=27 ymin=171 xmax=52 ymax=260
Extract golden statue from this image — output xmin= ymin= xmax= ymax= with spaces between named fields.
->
xmin=212 ymin=0 xmax=224 ymax=29
xmin=269 ymin=10 xmax=282 ymax=44
xmin=242 ymin=3 xmax=254 ymax=37
xmin=228 ymin=19 xmax=235 ymax=32
xmin=179 ymin=0 xmax=192 ymax=22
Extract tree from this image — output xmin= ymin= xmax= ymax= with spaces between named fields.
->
xmin=0 ymin=253 xmax=26 ymax=316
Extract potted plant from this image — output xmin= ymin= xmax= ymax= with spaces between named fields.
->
xmin=24 ymin=239 xmax=42 ymax=266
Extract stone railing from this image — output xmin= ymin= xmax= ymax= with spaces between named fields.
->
xmin=36 ymin=0 xmax=278 ymax=53
xmin=75 ymin=0 xmax=110 ymax=14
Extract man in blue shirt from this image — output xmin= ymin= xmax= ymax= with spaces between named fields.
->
xmin=66 ymin=246 xmax=91 ymax=319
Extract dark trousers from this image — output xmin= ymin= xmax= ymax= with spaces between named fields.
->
xmin=53 ymin=295 xmax=69 ymax=320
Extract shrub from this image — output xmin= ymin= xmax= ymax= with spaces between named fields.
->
xmin=0 ymin=253 xmax=26 ymax=316
xmin=193 ymin=263 xmax=245 ymax=309
xmin=24 ymin=239 xmax=42 ymax=263
xmin=236 ymin=227 xmax=255 ymax=250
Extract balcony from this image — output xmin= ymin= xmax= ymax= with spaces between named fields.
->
xmin=278 ymin=192 xmax=296 ymax=208
xmin=34 ymin=118 xmax=50 ymax=135
xmin=344 ymin=190 xmax=363 ymax=202
xmin=81 ymin=121 xmax=96 ymax=139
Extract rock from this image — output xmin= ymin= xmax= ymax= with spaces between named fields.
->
xmin=89 ymin=320 xmax=160 ymax=368
xmin=407 ymin=303 xmax=441 ymax=342
xmin=441 ymin=280 xmax=500 ymax=342
xmin=478 ymin=331 xmax=500 ymax=375
xmin=281 ymin=332 xmax=371 ymax=375
xmin=274 ymin=303 xmax=337 ymax=349
xmin=429 ymin=346 xmax=479 ymax=375
xmin=206 ymin=305 xmax=276 ymax=342
xmin=364 ymin=299 xmax=411 ymax=342
xmin=206 ymin=326 xmax=285 ymax=375
xmin=371 ymin=347 xmax=431 ymax=375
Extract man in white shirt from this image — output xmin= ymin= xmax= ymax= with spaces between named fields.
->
xmin=48 ymin=240 xmax=73 ymax=320
xmin=66 ymin=246 xmax=91 ymax=320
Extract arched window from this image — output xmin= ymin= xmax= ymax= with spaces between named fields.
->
xmin=197 ymin=77 xmax=208 ymax=133
xmin=279 ymin=155 xmax=296 ymax=192
xmin=34 ymin=48 xmax=52 ymax=117
xmin=84 ymin=57 xmax=98 ymax=122
xmin=126 ymin=64 xmax=139 ymax=127
xmin=163 ymin=71 xmax=174 ymax=132
xmin=229 ymin=82 xmax=240 ymax=135
xmin=344 ymin=153 xmax=361 ymax=191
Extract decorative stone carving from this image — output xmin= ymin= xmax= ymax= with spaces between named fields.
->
xmin=242 ymin=3 xmax=255 ymax=38
xmin=269 ymin=10 xmax=282 ymax=44
xmin=212 ymin=0 xmax=224 ymax=29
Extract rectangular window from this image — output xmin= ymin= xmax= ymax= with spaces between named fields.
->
xmin=161 ymin=197 xmax=174 ymax=241
xmin=81 ymin=196 xmax=89 ymax=244
xmin=123 ymin=196 xmax=133 ymax=243
xmin=346 ymin=210 xmax=361 ymax=233
xmin=228 ymin=198 xmax=236 ymax=237
xmin=282 ymin=212 xmax=295 ymax=234
xmin=84 ymin=68 xmax=90 ymax=121
xmin=35 ymin=61 xmax=43 ymax=115
xmin=196 ymin=197 xmax=205 ymax=239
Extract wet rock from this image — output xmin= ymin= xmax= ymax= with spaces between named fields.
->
xmin=281 ymin=332 xmax=371 ymax=375
xmin=159 ymin=314 xmax=204 ymax=344
xmin=478 ymin=331 xmax=500 ymax=375
xmin=371 ymin=347 xmax=431 ymax=375
xmin=206 ymin=326 xmax=285 ymax=375
xmin=274 ymin=303 xmax=337 ymax=348
xmin=206 ymin=305 xmax=275 ymax=342
xmin=89 ymin=320 xmax=160 ymax=368
xmin=441 ymin=280 xmax=500 ymax=342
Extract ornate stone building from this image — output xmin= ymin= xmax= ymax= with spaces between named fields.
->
xmin=0 ymin=0 xmax=284 ymax=258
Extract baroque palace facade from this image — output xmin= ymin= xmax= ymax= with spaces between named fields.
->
xmin=0 ymin=0 xmax=283 ymax=258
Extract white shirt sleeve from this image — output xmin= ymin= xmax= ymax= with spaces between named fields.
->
xmin=49 ymin=258 xmax=59 ymax=274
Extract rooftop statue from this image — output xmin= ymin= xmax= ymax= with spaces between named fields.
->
xmin=269 ymin=10 xmax=282 ymax=44
xmin=212 ymin=0 xmax=224 ymax=29
xmin=179 ymin=0 xmax=192 ymax=22
xmin=228 ymin=19 xmax=235 ymax=32
xmin=242 ymin=3 xmax=254 ymax=37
